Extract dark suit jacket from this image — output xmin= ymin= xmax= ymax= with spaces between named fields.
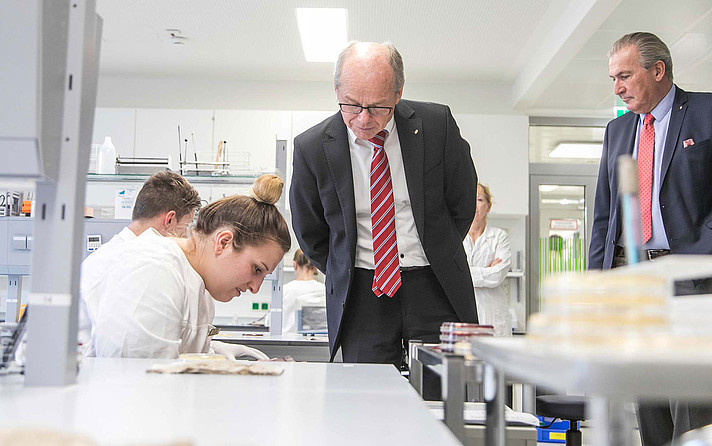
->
xmin=589 ymin=87 xmax=712 ymax=269
xmin=290 ymin=99 xmax=478 ymax=359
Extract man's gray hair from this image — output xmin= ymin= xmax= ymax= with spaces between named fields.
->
xmin=609 ymin=32 xmax=674 ymax=82
xmin=334 ymin=41 xmax=405 ymax=93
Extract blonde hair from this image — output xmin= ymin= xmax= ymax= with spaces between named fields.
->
xmin=478 ymin=183 xmax=492 ymax=207
xmin=194 ymin=174 xmax=291 ymax=253
xmin=294 ymin=248 xmax=317 ymax=272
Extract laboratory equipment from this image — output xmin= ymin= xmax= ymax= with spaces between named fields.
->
xmin=1 ymin=0 xmax=102 ymax=386
xmin=617 ymin=155 xmax=643 ymax=264
xmin=115 ymin=157 xmax=169 ymax=175
xmin=96 ymin=136 xmax=116 ymax=174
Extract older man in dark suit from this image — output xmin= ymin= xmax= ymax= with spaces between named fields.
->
xmin=290 ymin=41 xmax=478 ymax=372
xmin=589 ymin=32 xmax=712 ymax=445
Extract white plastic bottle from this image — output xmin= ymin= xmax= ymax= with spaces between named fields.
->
xmin=97 ymin=137 xmax=117 ymax=174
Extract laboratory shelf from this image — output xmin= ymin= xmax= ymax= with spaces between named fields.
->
xmin=86 ymin=172 xmax=267 ymax=184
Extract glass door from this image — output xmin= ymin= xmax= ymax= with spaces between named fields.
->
xmin=528 ymin=164 xmax=598 ymax=318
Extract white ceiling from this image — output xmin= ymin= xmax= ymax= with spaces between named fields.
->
xmin=96 ymin=0 xmax=712 ymax=116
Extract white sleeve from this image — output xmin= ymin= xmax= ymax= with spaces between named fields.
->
xmin=469 ymin=231 xmax=512 ymax=288
xmin=93 ymin=259 xmax=185 ymax=358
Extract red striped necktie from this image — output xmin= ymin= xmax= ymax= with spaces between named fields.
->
xmin=638 ymin=113 xmax=655 ymax=244
xmin=368 ymin=130 xmax=401 ymax=297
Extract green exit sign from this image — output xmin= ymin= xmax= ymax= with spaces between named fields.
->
xmin=615 ymin=96 xmax=628 ymax=118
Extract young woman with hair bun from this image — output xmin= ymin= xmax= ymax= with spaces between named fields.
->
xmin=81 ymin=174 xmax=291 ymax=359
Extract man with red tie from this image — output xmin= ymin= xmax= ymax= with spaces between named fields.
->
xmin=290 ymin=41 xmax=478 ymax=374
xmin=589 ymin=32 xmax=712 ymax=445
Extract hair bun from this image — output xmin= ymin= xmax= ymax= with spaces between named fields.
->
xmin=250 ymin=174 xmax=283 ymax=205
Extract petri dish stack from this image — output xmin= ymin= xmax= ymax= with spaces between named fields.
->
xmin=528 ymin=271 xmax=668 ymax=350
xmin=440 ymin=322 xmax=494 ymax=354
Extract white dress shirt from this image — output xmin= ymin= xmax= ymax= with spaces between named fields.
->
xmin=347 ymin=117 xmax=429 ymax=269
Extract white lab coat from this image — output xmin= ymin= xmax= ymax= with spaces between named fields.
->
xmin=78 ymin=226 xmax=138 ymax=348
xmin=80 ymin=228 xmax=215 ymax=358
xmin=463 ymin=225 xmax=512 ymax=336
xmin=282 ymin=279 xmax=326 ymax=333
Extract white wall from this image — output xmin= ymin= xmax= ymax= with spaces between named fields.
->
xmin=96 ymin=76 xmax=516 ymax=115
xmin=90 ymin=102 xmax=531 ymax=325
xmin=92 ymin=108 xmax=529 ymax=216
xmin=454 ymin=114 xmax=529 ymax=215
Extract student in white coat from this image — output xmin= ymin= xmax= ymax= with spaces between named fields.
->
xmin=81 ymin=174 xmax=291 ymax=359
xmin=79 ymin=171 xmax=202 ymax=348
xmin=282 ymin=249 xmax=326 ymax=333
xmin=463 ymin=184 xmax=512 ymax=336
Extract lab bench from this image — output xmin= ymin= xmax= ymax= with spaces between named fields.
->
xmin=408 ymin=342 xmax=538 ymax=446
xmin=0 ymin=357 xmax=459 ymax=446
xmin=469 ymin=336 xmax=712 ymax=446
xmin=213 ymin=330 xmax=337 ymax=362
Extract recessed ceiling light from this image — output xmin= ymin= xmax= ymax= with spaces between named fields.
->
xmin=549 ymin=142 xmax=601 ymax=159
xmin=296 ymin=8 xmax=348 ymax=63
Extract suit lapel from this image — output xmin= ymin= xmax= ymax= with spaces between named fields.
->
xmin=323 ymin=114 xmax=357 ymax=256
xmin=660 ymin=87 xmax=688 ymax=186
xmin=613 ymin=111 xmax=638 ymax=241
xmin=394 ymin=101 xmax=425 ymax=237
xmin=623 ymin=113 xmax=638 ymax=156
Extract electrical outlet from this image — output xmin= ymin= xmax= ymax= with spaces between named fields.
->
xmin=261 ymin=302 xmax=269 ymax=310
xmin=251 ymin=302 xmax=259 ymax=310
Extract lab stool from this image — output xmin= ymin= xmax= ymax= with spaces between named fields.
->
xmin=536 ymin=395 xmax=587 ymax=446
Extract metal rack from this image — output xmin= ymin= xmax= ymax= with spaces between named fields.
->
xmin=409 ymin=342 xmax=538 ymax=446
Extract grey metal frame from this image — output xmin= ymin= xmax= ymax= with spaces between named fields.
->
xmin=269 ymin=139 xmax=287 ymax=335
xmin=527 ymin=163 xmax=598 ymax=316
xmin=24 ymin=0 xmax=102 ymax=386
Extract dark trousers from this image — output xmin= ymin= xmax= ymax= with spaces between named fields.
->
xmin=637 ymin=401 xmax=712 ymax=446
xmin=613 ymin=250 xmax=712 ymax=444
xmin=339 ymin=266 xmax=459 ymax=399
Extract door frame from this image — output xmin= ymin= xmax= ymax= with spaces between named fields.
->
xmin=528 ymin=163 xmax=599 ymax=320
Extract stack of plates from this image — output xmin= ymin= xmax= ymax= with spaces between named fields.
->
xmin=440 ymin=322 xmax=494 ymax=353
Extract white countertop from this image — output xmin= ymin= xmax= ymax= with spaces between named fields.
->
xmin=470 ymin=336 xmax=712 ymax=401
xmin=0 ymin=358 xmax=459 ymax=446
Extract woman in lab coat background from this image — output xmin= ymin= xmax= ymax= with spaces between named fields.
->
xmin=282 ymin=249 xmax=326 ymax=333
xmin=81 ymin=174 xmax=291 ymax=358
xmin=464 ymin=184 xmax=512 ymax=336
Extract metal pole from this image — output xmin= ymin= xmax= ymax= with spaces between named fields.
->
xmin=269 ymin=139 xmax=287 ymax=335
xmin=588 ymin=396 xmax=632 ymax=446
xmin=484 ymin=363 xmax=506 ymax=446
xmin=442 ymin=354 xmax=466 ymax=443
xmin=521 ymin=383 xmax=537 ymax=414
xmin=408 ymin=341 xmax=424 ymax=396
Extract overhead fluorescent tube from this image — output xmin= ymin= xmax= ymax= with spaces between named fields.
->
xmin=549 ymin=143 xmax=602 ymax=159
xmin=296 ymin=8 xmax=348 ymax=63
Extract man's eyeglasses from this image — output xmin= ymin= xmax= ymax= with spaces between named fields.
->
xmin=339 ymin=103 xmax=393 ymax=117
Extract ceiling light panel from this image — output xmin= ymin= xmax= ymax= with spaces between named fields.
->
xmin=296 ymin=8 xmax=348 ymax=63
xmin=549 ymin=142 xmax=602 ymax=159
